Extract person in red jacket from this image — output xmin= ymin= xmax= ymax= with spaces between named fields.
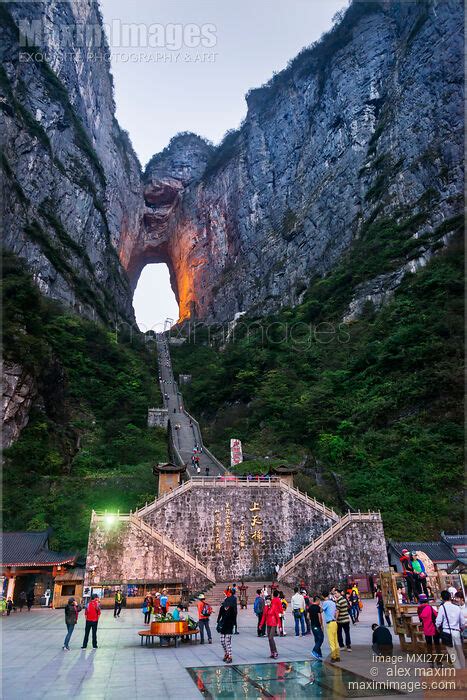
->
xmin=81 ymin=594 xmax=101 ymax=649
xmin=260 ymin=591 xmax=283 ymax=658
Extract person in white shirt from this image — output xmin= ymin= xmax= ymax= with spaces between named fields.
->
xmin=291 ymin=587 xmax=306 ymax=636
xmin=448 ymin=585 xmax=458 ymax=599
xmin=435 ymin=590 xmax=465 ymax=669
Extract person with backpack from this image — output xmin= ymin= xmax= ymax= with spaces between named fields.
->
xmin=197 ymin=594 xmax=213 ymax=644
xmin=435 ymin=590 xmax=465 ymax=669
xmin=63 ymin=597 xmax=82 ymax=651
xmin=254 ymin=589 xmax=265 ymax=636
xmin=81 ymin=594 xmax=101 ymax=649
xmin=217 ymin=595 xmax=237 ymax=664
xmin=142 ymin=595 xmax=153 ymax=624
xmin=114 ymin=589 xmax=123 ymax=618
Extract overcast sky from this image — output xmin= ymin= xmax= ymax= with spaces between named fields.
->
xmin=99 ymin=0 xmax=348 ymax=328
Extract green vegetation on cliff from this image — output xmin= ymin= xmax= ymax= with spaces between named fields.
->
xmin=2 ymin=253 xmax=166 ymax=553
xmin=171 ymin=229 xmax=464 ymax=539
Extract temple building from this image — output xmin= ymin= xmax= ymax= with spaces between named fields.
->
xmin=0 ymin=529 xmax=77 ymax=606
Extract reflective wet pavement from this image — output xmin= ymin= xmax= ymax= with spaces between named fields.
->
xmin=188 ymin=660 xmax=399 ymax=698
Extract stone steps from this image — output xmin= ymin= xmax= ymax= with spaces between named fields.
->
xmin=195 ymin=580 xmax=295 ymax=605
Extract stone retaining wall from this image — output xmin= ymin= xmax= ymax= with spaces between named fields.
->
xmin=281 ymin=519 xmax=389 ymax=592
xmin=144 ymin=484 xmax=334 ymax=580
xmin=85 ymin=517 xmax=211 ymax=591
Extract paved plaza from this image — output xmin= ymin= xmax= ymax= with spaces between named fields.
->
xmin=1 ymin=604 xmax=462 ymax=699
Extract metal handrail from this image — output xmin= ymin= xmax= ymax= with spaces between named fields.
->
xmin=136 ymin=479 xmax=194 ymax=517
xmin=278 ymin=481 xmax=339 ymax=521
xmin=277 ymin=511 xmax=382 ymax=579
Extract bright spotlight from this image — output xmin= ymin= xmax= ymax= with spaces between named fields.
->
xmin=104 ymin=514 xmax=116 ymax=527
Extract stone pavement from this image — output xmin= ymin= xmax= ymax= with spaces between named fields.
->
xmin=1 ymin=602 xmax=447 ymax=700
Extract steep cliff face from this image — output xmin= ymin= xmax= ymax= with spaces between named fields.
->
xmin=125 ymin=134 xmax=214 ymax=321
xmin=1 ymin=1 xmax=142 ymax=324
xmin=137 ymin=0 xmax=463 ymax=322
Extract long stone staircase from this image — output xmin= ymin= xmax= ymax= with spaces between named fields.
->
xmin=200 ymin=581 xmax=295 ymax=606
xmin=156 ymin=334 xmax=225 ymax=476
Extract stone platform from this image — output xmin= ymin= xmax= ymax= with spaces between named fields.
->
xmin=85 ymin=477 xmax=388 ymax=590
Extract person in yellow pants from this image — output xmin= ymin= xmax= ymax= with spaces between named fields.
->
xmin=322 ymin=591 xmax=340 ymax=662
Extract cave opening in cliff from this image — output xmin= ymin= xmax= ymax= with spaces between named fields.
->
xmin=132 ymin=263 xmax=179 ymax=332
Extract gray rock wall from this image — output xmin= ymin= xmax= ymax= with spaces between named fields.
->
xmin=282 ymin=519 xmax=389 ymax=592
xmin=85 ymin=517 xmax=211 ymax=591
xmin=1 ymin=1 xmax=142 ymax=324
xmin=137 ymin=0 xmax=463 ymax=323
xmin=144 ymin=484 xmax=335 ymax=580
xmin=2 ymin=362 xmax=37 ymax=448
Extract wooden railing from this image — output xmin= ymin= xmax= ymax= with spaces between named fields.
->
xmin=277 ymin=511 xmax=382 ymax=580
xmin=128 ymin=513 xmax=216 ymax=583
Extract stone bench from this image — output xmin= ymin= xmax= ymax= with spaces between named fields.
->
xmin=138 ymin=629 xmax=199 ymax=647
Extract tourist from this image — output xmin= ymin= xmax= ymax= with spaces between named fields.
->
xmin=454 ymin=591 xmax=467 ymax=644
xmin=262 ymin=585 xmax=268 ymax=598
xmin=448 ymin=583 xmax=458 ymax=600
xmin=417 ymin=594 xmax=441 ymax=661
xmin=26 ymin=590 xmax=34 ymax=611
xmin=304 ymin=589 xmax=313 ymax=635
xmin=63 ymin=597 xmax=82 ymax=651
xmin=259 ymin=591 xmax=282 ymax=659
xmin=399 ymin=549 xmax=415 ymax=602
xmin=375 ymin=586 xmax=386 ymax=627
xmin=153 ymin=592 xmax=161 ymax=615
xmin=322 ymin=590 xmax=340 ymax=663
xmin=160 ymin=589 xmax=168 ymax=614
xmin=349 ymin=588 xmax=360 ymax=623
xmin=114 ymin=589 xmax=123 ymax=618
xmin=81 ymin=594 xmax=101 ymax=650
xmin=254 ymin=589 xmax=265 ymax=637
xmin=231 ymin=587 xmax=239 ymax=634
xmin=336 ymin=588 xmax=352 ymax=652
xmin=6 ymin=597 xmax=14 ymax=616
xmin=196 ymin=465 xmax=201 ymax=474
xmin=274 ymin=563 xmax=280 ymax=579
xmin=435 ymin=590 xmax=465 ymax=669
xmin=239 ymin=581 xmax=248 ymax=609
xmin=371 ymin=623 xmax=393 ymax=655
xmin=411 ymin=553 xmax=428 ymax=597
xmin=279 ymin=590 xmax=288 ymax=636
xmin=142 ymin=595 xmax=152 ymax=624
xmin=309 ymin=595 xmax=324 ymax=661
xmin=197 ymin=594 xmax=213 ymax=644
xmin=291 ymin=587 xmax=306 ymax=636
xmin=18 ymin=590 xmax=27 ymax=612
xmin=172 ymin=604 xmax=184 ymax=621
xmin=217 ymin=595 xmax=237 ymax=664
xmin=205 ymin=467 xmax=210 ymax=476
